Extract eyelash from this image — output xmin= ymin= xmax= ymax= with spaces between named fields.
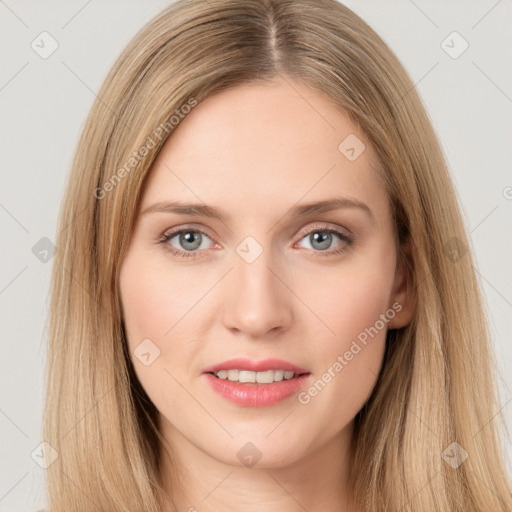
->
xmin=157 ymin=224 xmax=354 ymax=259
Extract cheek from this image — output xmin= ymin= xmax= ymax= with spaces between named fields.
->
xmin=119 ymin=250 xmax=209 ymax=384
xmin=295 ymin=288 xmax=389 ymax=442
xmin=308 ymin=275 xmax=389 ymax=393
xmin=300 ymin=249 xmax=396 ymax=346
xmin=294 ymin=249 xmax=395 ymax=418
xmin=119 ymin=250 xmax=197 ymax=342
xmin=119 ymin=252 xmax=196 ymax=413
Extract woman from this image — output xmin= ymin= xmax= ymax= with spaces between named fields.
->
xmin=43 ymin=0 xmax=512 ymax=510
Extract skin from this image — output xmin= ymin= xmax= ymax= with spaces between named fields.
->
xmin=119 ymin=76 xmax=413 ymax=512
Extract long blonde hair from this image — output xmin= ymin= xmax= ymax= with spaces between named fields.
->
xmin=43 ymin=0 xmax=512 ymax=510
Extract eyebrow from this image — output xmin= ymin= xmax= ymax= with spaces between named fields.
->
xmin=141 ymin=197 xmax=374 ymax=222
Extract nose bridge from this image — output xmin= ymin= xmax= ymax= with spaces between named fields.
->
xmin=221 ymin=235 xmax=293 ymax=336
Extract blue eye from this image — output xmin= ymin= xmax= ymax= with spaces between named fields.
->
xmin=159 ymin=228 xmax=214 ymax=258
xmin=158 ymin=224 xmax=354 ymax=259
xmin=296 ymin=227 xmax=353 ymax=256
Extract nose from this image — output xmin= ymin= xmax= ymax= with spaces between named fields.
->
xmin=221 ymin=246 xmax=294 ymax=338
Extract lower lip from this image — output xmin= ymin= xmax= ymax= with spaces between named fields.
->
xmin=204 ymin=373 xmax=310 ymax=407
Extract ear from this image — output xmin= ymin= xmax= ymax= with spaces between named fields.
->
xmin=387 ymin=238 xmax=415 ymax=329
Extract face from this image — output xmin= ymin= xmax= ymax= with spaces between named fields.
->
xmin=119 ymin=77 xmax=411 ymax=470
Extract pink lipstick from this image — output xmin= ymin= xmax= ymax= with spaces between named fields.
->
xmin=203 ymin=358 xmax=311 ymax=407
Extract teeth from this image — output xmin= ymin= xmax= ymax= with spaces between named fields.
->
xmin=256 ymin=370 xmax=274 ymax=383
xmin=273 ymin=370 xmax=284 ymax=382
xmin=227 ymin=369 xmax=239 ymax=381
xmin=214 ymin=369 xmax=298 ymax=383
xmin=239 ymin=370 xmax=256 ymax=383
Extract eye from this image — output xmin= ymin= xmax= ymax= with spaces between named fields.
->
xmin=159 ymin=227 xmax=215 ymax=258
xmin=295 ymin=224 xmax=353 ymax=256
xmin=158 ymin=223 xmax=354 ymax=259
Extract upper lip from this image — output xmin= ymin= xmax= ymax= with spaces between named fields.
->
xmin=203 ymin=358 xmax=309 ymax=374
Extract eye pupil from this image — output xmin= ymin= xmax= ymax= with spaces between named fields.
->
xmin=311 ymin=232 xmax=332 ymax=250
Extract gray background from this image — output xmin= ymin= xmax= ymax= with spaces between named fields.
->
xmin=1 ymin=1 xmax=511 ymax=510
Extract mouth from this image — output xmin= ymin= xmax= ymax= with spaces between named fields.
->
xmin=202 ymin=358 xmax=311 ymax=407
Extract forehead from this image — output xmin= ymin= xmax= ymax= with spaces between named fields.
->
xmin=139 ymin=77 xmax=387 ymax=221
